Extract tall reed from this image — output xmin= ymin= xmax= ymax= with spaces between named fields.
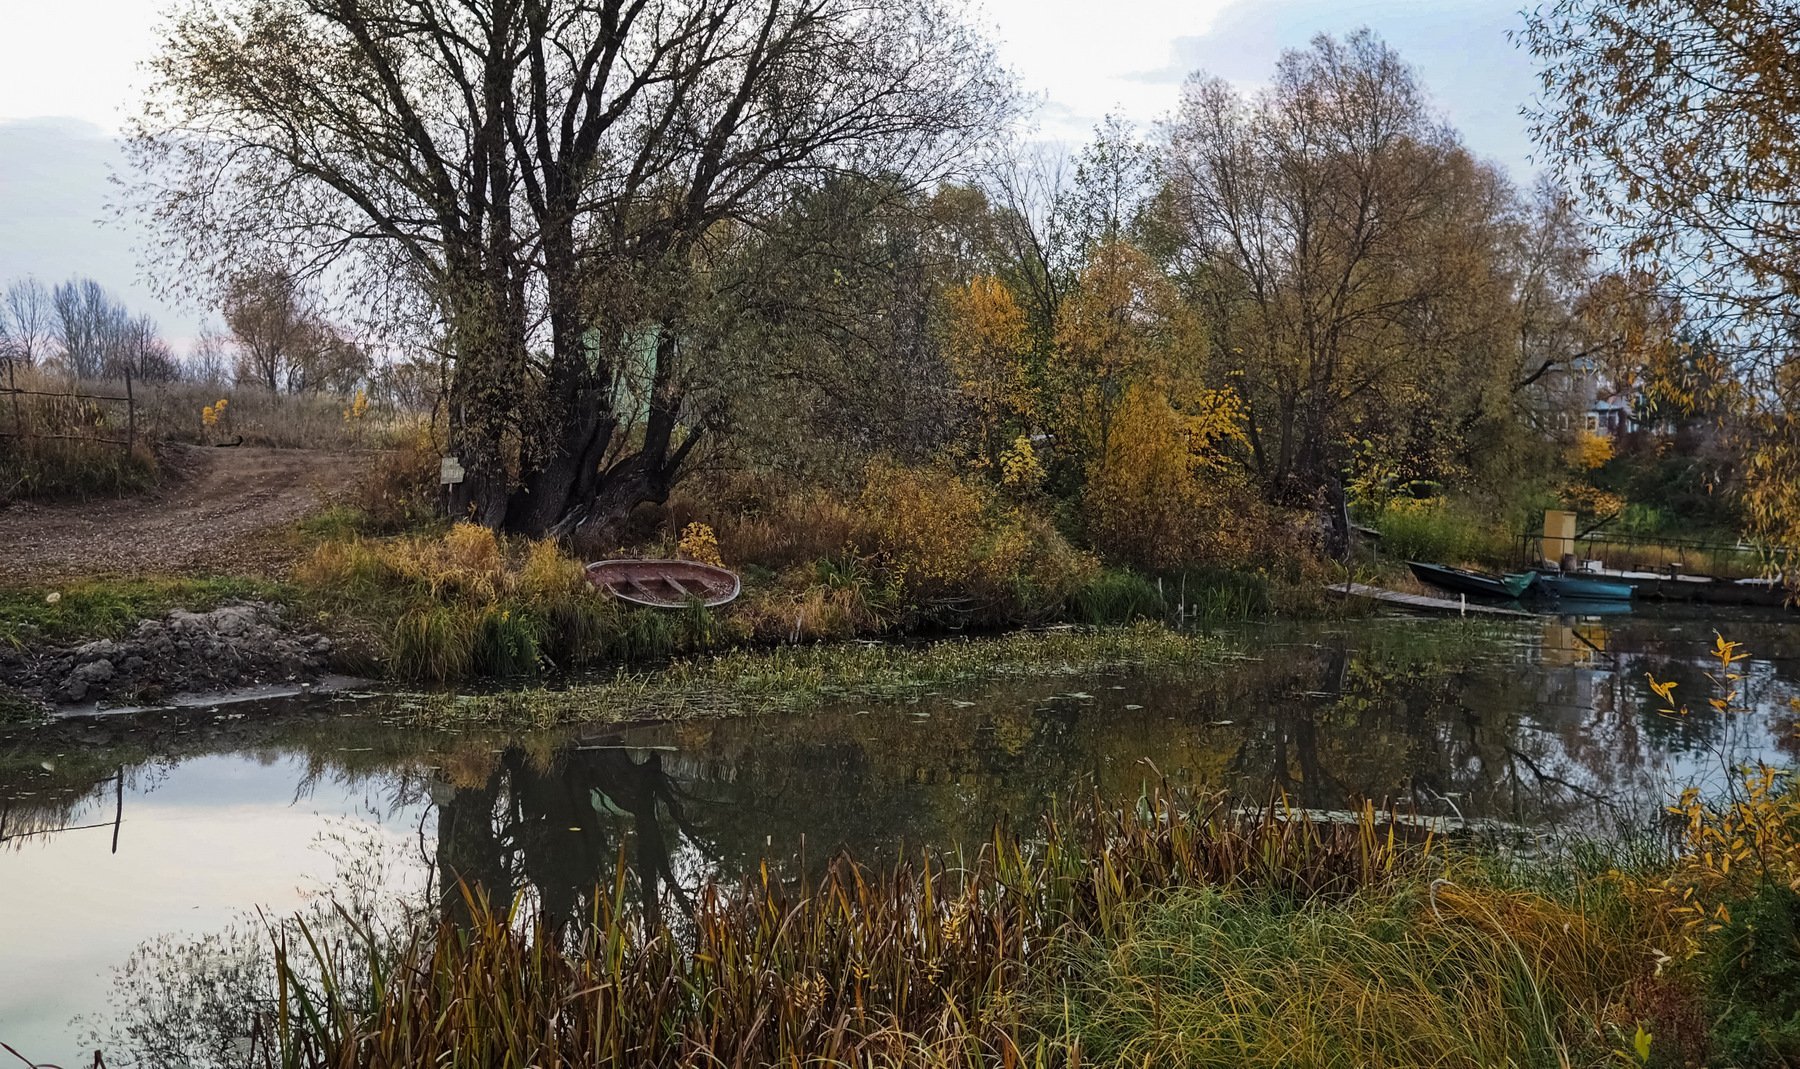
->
xmin=261 ymin=788 xmax=1456 ymax=1068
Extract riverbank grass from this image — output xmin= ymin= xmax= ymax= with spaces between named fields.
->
xmin=253 ymin=781 xmax=1800 ymax=1069
xmin=0 ymin=575 xmax=281 ymax=647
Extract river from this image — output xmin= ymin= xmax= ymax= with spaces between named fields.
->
xmin=2 ymin=606 xmax=1796 ymax=1064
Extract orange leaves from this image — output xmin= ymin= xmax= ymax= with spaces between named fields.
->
xmin=1645 ymin=672 xmax=1680 ymax=714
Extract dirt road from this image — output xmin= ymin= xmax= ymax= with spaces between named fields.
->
xmin=0 ymin=445 xmax=364 ymax=583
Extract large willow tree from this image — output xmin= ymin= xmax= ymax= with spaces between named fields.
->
xmin=127 ymin=0 xmax=1008 ymax=534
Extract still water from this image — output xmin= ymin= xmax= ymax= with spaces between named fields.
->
xmin=3 ymin=607 xmax=1796 ymax=1063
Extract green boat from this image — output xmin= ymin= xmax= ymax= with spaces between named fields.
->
xmin=1407 ymin=562 xmax=1539 ymax=600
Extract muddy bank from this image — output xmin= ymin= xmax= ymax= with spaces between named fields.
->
xmin=0 ymin=601 xmax=333 ymax=710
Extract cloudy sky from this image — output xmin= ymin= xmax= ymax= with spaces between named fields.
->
xmin=0 ymin=0 xmax=1543 ymax=346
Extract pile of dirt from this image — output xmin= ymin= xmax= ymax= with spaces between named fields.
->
xmin=0 ymin=602 xmax=333 ymax=707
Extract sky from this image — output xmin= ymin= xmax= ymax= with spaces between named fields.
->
xmin=0 ymin=0 xmax=1544 ymax=347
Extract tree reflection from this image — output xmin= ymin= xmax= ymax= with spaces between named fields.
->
xmin=433 ymin=746 xmax=711 ymax=931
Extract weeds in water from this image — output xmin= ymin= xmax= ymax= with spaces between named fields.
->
xmin=1071 ymin=569 xmax=1165 ymax=624
xmin=415 ymin=623 xmax=1222 ymax=726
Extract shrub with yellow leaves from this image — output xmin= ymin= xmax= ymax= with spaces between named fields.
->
xmin=855 ymin=458 xmax=1096 ymax=623
xmin=997 ymin=435 xmax=1045 ymax=492
xmin=1082 ymin=383 xmax=1252 ymax=571
xmin=677 ymin=522 xmax=724 ymax=566
xmin=1570 ymin=428 xmax=1615 ymax=470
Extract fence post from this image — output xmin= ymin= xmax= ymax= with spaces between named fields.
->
xmin=124 ymin=367 xmax=136 ymax=452
xmin=4 ymin=356 xmax=19 ymax=434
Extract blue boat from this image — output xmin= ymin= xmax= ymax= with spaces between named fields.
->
xmin=1533 ymin=571 xmax=1635 ymax=601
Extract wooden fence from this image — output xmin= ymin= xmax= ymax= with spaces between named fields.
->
xmin=0 ymin=358 xmax=138 ymax=450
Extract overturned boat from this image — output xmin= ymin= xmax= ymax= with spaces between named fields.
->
xmin=585 ymin=558 xmax=741 ymax=608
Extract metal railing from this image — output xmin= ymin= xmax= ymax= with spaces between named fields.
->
xmin=1517 ymin=529 xmax=1790 ymax=581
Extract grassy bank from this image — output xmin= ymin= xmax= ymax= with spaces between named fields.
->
xmin=0 ymin=575 xmax=282 ymax=647
xmin=249 ymin=776 xmax=1800 ymax=1069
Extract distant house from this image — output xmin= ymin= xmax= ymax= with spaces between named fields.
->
xmin=1544 ymin=357 xmax=1642 ymax=438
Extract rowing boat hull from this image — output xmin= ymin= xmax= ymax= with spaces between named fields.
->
xmin=585 ymin=559 xmax=742 ymax=608
xmin=1407 ymin=562 xmax=1537 ymax=600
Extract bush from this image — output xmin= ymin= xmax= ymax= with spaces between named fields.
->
xmin=1081 ymin=384 xmax=1256 ymax=571
xmin=1376 ymin=498 xmax=1512 ymax=566
xmin=855 ymin=459 xmax=1098 ymax=626
xmin=1706 ymin=884 xmax=1800 ymax=1065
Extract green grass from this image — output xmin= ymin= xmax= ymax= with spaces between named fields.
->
xmin=414 ymin=622 xmax=1223 ymax=726
xmin=1071 ymin=568 xmax=1167 ymax=624
xmin=1039 ymin=884 xmax=1632 ymax=1067
xmin=1376 ymin=502 xmax=1515 ymax=567
xmin=0 ymin=576 xmax=285 ymax=647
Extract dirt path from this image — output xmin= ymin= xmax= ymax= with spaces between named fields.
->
xmin=0 ymin=445 xmax=365 ymax=583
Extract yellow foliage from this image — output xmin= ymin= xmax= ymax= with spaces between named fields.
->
xmin=341 ymin=388 xmax=369 ymax=422
xmin=1048 ymin=241 xmax=1204 ymax=460
xmin=943 ymin=275 xmax=1035 ymax=470
xmin=998 ymin=435 xmax=1045 ymax=491
xmin=201 ymin=397 xmax=229 ymax=428
xmin=858 ymin=459 xmax=989 ymax=592
xmin=678 ymin=522 xmax=724 ymax=566
xmin=856 ymin=458 xmax=1097 ymax=620
xmin=1083 ymin=383 xmax=1251 ymax=570
xmin=1559 ymin=481 xmax=1625 ymax=519
xmin=1570 ymin=428 xmax=1614 ymax=469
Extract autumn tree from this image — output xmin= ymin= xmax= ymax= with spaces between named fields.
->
xmin=1163 ymin=31 xmax=1521 ymax=503
xmin=130 ymin=0 xmax=1007 ymax=535
xmin=942 ymin=275 xmax=1034 ymax=473
xmin=1523 ymin=0 xmax=1800 ymax=556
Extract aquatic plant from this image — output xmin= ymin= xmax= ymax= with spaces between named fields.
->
xmin=413 ymin=623 xmax=1223 ymax=726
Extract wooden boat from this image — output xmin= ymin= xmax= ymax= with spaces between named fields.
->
xmin=1407 ymin=562 xmax=1538 ymax=600
xmin=585 ymin=558 xmax=741 ymax=608
xmin=1532 ymin=571 xmax=1635 ymax=601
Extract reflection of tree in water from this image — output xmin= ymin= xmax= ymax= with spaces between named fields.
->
xmin=434 ymin=747 xmax=711 ymax=932
xmin=456 ymin=626 xmax=1696 ymax=921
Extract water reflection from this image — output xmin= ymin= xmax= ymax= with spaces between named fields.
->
xmin=2 ymin=608 xmax=1797 ymax=1061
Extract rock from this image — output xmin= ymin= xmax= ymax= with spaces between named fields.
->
xmin=73 ymin=639 xmax=119 ymax=663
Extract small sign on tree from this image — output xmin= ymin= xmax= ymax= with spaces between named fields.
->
xmin=439 ymin=456 xmax=465 ymax=485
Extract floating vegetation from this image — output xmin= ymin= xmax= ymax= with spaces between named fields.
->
xmin=412 ymin=624 xmax=1224 ymax=726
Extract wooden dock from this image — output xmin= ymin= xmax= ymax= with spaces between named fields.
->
xmin=1327 ymin=583 xmax=1535 ymax=618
